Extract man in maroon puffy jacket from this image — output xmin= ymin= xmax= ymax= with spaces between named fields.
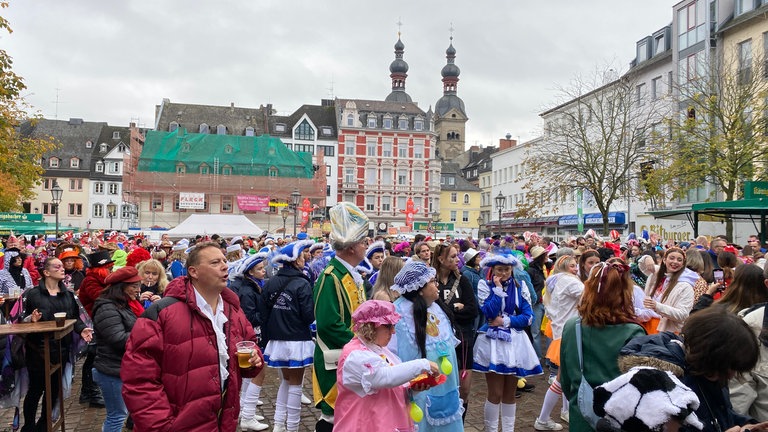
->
xmin=121 ymin=242 xmax=264 ymax=431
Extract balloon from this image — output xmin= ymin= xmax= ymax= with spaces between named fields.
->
xmin=410 ymin=401 xmax=423 ymax=422
xmin=440 ymin=356 xmax=453 ymax=375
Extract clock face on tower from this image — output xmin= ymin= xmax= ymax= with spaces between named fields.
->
xmin=378 ymin=222 xmax=387 ymax=231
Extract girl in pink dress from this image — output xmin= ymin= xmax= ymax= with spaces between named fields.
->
xmin=335 ymin=300 xmax=439 ymax=432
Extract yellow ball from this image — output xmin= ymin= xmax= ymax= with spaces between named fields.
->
xmin=517 ymin=378 xmax=526 ymax=389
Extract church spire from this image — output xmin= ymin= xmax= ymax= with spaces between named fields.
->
xmin=441 ymin=27 xmax=460 ymax=95
xmin=385 ymin=21 xmax=412 ymax=103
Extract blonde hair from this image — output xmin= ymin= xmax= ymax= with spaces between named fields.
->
xmin=225 ymin=251 xmax=242 ymax=262
xmin=136 ymin=258 xmax=169 ymax=294
xmin=372 ymin=256 xmax=405 ymax=302
xmin=355 ymin=322 xmax=377 ymax=344
xmin=151 ymin=249 xmax=167 ymax=261
xmin=169 ymin=250 xmax=186 ymax=262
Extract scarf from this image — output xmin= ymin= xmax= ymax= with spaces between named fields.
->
xmin=128 ymin=299 xmax=145 ymax=317
xmin=9 ymin=264 xmax=25 ymax=289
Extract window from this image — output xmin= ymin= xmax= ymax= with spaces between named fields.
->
xmin=274 ymin=123 xmax=286 ymax=133
xmin=176 ymin=163 xmax=186 ymax=174
xmin=383 ymin=116 xmax=392 ymax=129
xmin=109 ymin=162 xmax=120 ymax=174
xmin=69 ymin=178 xmax=82 ymax=191
xmin=100 ymin=143 xmax=108 ymax=153
xmin=108 ymin=183 xmax=119 ymax=195
xmin=398 ymin=117 xmax=408 ymax=130
xmin=182 ymin=143 xmax=191 ymax=152
xmin=654 ymin=33 xmax=666 ymax=55
xmin=414 ymin=143 xmax=423 ymax=158
xmin=668 ymin=71 xmax=673 ymax=94
xmin=345 ymin=138 xmax=355 ymax=155
xmin=294 ymin=144 xmax=314 ymax=153
xmin=216 ymin=124 xmax=226 ymax=135
xmin=93 ymin=203 xmax=103 ymax=218
xmin=49 ymin=158 xmax=59 ymax=168
xmin=397 ymin=196 xmax=406 ymax=212
xmin=70 ymin=158 xmax=80 ymax=168
xmin=68 ymin=203 xmax=82 ymax=216
xmin=462 ymin=211 xmax=469 ymax=223
xmin=151 ymin=194 xmax=163 ymax=211
xmin=222 ymin=165 xmax=233 ymax=176
xmin=221 ymin=196 xmax=233 ymax=213
xmin=413 ymin=170 xmax=423 ymax=185
xmin=451 ymin=192 xmax=457 ymax=203
xmin=121 ymin=204 xmax=131 ymax=219
xmin=169 ymin=121 xmax=179 ymax=132
xmin=381 ymin=169 xmax=392 ymax=184
xmin=269 ymin=167 xmax=278 ymax=177
xmin=414 ymin=118 xmax=423 ymax=131
xmin=367 ymin=116 xmax=377 ymax=128
xmin=347 ymin=114 xmax=354 ymax=127
xmin=450 ymin=211 xmax=457 ymax=222
xmin=326 ymin=185 xmax=331 ymax=197
xmin=245 ymin=126 xmax=254 ymax=137
xmin=448 ymin=177 xmax=455 ymax=186
xmin=736 ymin=0 xmax=755 ymax=15
xmin=322 ymin=145 xmax=335 ymax=157
xmin=382 ymin=141 xmax=392 ymax=157
xmin=200 ymin=164 xmax=209 ymax=175
xmin=326 ymin=165 xmax=332 ymax=177
xmin=321 ymin=126 xmax=333 ymax=136
xmin=637 ymin=40 xmax=648 ymax=63
xmin=365 ymin=196 xmax=375 ymax=212
xmin=224 ymin=145 xmax=233 ymax=154
xmin=112 ymin=131 xmax=120 ymax=139
xmin=738 ymin=39 xmax=753 ymax=84
xmin=381 ymin=196 xmax=391 ymax=212
xmin=42 ymin=203 xmax=55 ymax=215
xmin=397 ymin=169 xmax=407 ymax=185
xmin=199 ymin=123 xmax=210 ymax=134
xmin=117 ymin=143 xmax=127 ymax=152
xmin=85 ymin=140 xmax=93 ymax=149
xmin=94 ymin=182 xmax=104 ymax=194
xmin=398 ymin=145 xmax=407 ymax=158
xmin=677 ymin=1 xmax=706 ymax=50
xmin=345 ymin=168 xmax=355 ymax=184
xmin=296 ymin=120 xmax=314 ymax=140
xmin=463 ymin=194 xmax=470 ymax=204
xmin=366 ymin=168 xmax=377 ymax=184
xmin=636 ymin=83 xmax=645 ymax=105
xmin=367 ymin=141 xmax=377 ymax=156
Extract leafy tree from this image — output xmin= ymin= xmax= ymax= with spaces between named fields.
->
xmin=655 ymin=51 xmax=768 ymax=239
xmin=0 ymin=2 xmax=58 ymax=211
xmin=520 ymin=68 xmax=665 ymax=234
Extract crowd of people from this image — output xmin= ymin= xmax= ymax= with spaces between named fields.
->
xmin=1 ymin=212 xmax=768 ymax=431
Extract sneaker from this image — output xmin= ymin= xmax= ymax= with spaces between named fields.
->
xmin=520 ymin=382 xmax=536 ymax=392
xmin=534 ymin=419 xmax=564 ymax=431
xmin=560 ymin=411 xmax=569 ymax=423
xmin=301 ymin=392 xmax=312 ymax=405
xmin=548 ymin=373 xmax=557 ymax=385
xmin=239 ymin=416 xmax=269 ymax=431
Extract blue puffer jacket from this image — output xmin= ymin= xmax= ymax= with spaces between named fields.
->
xmin=229 ymin=275 xmax=264 ymax=330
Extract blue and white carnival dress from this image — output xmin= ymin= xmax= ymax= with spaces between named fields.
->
xmin=472 ymin=277 xmax=543 ymax=376
xmin=389 ymin=297 xmax=464 ymax=432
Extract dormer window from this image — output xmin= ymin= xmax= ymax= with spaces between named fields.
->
xmin=320 ymin=126 xmax=333 ymax=136
xmin=216 ymin=124 xmax=226 ymax=135
xmin=398 ymin=117 xmax=408 ymax=130
xmin=275 ymin=123 xmax=286 ymax=133
xmin=200 ymin=163 xmax=209 ymax=175
xmin=346 ymin=114 xmax=354 ymax=127
xmin=245 ymin=126 xmax=255 ymax=137
xmin=222 ymin=165 xmax=233 ymax=176
xmin=269 ymin=166 xmax=278 ymax=177
xmin=383 ymin=115 xmax=393 ymax=129
xmin=182 ymin=143 xmax=191 ymax=152
xmin=100 ymin=143 xmax=108 ymax=153
xmin=70 ymin=158 xmax=79 ymax=168
xmin=49 ymin=157 xmax=59 ymax=168
xmin=199 ymin=123 xmax=210 ymax=134
xmin=117 ymin=143 xmax=127 ymax=152
xmin=112 ymin=131 xmax=120 ymax=139
xmin=85 ymin=140 xmax=93 ymax=149
xmin=169 ymin=121 xmax=179 ymax=132
xmin=367 ymin=116 xmax=377 ymax=128
xmin=224 ymin=145 xmax=233 ymax=154
xmin=295 ymin=120 xmax=314 ymax=140
xmin=95 ymin=161 xmax=104 ymax=173
xmin=176 ymin=163 xmax=186 ymax=174
xmin=414 ymin=117 xmax=424 ymax=131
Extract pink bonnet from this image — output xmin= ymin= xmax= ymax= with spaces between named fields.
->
xmin=352 ymin=300 xmax=401 ymax=332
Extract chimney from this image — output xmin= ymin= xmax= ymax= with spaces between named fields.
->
xmin=230 ymin=102 xmax=235 ymax=114
xmin=499 ymin=133 xmax=517 ymax=150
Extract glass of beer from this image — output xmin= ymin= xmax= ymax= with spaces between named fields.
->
xmin=236 ymin=341 xmax=256 ymax=369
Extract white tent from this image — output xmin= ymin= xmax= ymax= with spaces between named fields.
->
xmin=165 ymin=214 xmax=263 ymax=238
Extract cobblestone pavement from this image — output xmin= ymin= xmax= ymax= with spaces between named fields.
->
xmin=0 ymin=360 xmax=565 ymax=431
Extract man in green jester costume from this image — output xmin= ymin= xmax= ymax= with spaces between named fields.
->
xmin=312 ymin=202 xmax=370 ymax=432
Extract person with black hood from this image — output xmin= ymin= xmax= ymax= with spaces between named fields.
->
xmin=0 ymin=249 xmax=32 ymax=295
xmin=527 ymin=246 xmax=549 ymax=361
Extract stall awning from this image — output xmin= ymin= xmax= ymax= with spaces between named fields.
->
xmin=0 ymin=222 xmax=60 ymax=235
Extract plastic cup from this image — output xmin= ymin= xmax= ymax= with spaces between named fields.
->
xmin=236 ymin=340 xmax=256 ymax=368
xmin=54 ymin=312 xmax=66 ymax=327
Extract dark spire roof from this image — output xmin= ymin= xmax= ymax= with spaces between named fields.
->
xmin=385 ymin=33 xmax=412 ymax=103
xmin=436 ymin=35 xmax=465 ymax=116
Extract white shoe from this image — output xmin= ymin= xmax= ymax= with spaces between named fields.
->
xmin=240 ymin=415 xmax=269 ymax=431
xmin=301 ymin=393 xmax=312 ymax=405
xmin=256 ymin=399 xmax=264 ymax=406
xmin=560 ymin=411 xmax=569 ymax=423
xmin=253 ymin=414 xmax=264 ymax=421
xmin=273 ymin=424 xmax=287 ymax=432
xmin=534 ymin=419 xmax=563 ymax=431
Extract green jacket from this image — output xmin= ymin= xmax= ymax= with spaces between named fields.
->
xmin=560 ymin=317 xmax=645 ymax=432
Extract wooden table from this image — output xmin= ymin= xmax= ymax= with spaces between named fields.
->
xmin=0 ymin=319 xmax=75 ymax=432
xmin=1 ymin=295 xmax=20 ymax=320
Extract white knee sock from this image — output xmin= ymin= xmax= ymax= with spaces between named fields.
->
xmin=286 ymin=384 xmax=303 ymax=432
xmin=274 ymin=380 xmax=289 ymax=426
xmin=537 ymin=379 xmax=563 ymax=422
xmin=501 ymin=403 xmax=516 ymax=432
xmin=484 ymin=400 xmax=500 ymax=432
xmin=561 ymin=393 xmax=569 ymax=416
xmin=240 ymin=378 xmax=250 ymax=409
xmin=241 ymin=382 xmax=262 ymax=419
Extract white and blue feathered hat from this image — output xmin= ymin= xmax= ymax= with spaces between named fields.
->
xmin=365 ymin=241 xmax=386 ymax=260
xmin=480 ymin=247 xmax=523 ymax=270
xmin=309 ymin=242 xmax=326 ymax=253
xmin=356 ymin=258 xmax=374 ymax=275
xmin=238 ymin=251 xmax=270 ymax=276
xmin=272 ymin=240 xmax=315 ymax=265
xmin=391 ymin=259 xmax=436 ymax=295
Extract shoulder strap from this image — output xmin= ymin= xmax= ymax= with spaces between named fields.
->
xmin=445 ymin=275 xmax=461 ymax=304
xmin=576 ymin=318 xmax=584 ymax=373
xmin=141 ymin=297 xmax=180 ymax=321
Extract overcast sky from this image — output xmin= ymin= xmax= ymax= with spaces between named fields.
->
xmin=4 ymin=1 xmax=674 ymax=147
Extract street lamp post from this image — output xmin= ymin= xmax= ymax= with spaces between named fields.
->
xmin=107 ymin=200 xmax=117 ymax=231
xmin=495 ymin=192 xmax=506 ymax=237
xmin=431 ymin=211 xmax=441 ymax=239
xmin=477 ymin=215 xmax=484 ymax=238
xmin=290 ymin=189 xmax=301 ymax=237
xmin=281 ymin=207 xmax=290 ymax=236
xmin=51 ymin=180 xmax=63 ymax=239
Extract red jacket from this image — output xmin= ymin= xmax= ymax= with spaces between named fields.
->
xmin=121 ymin=276 xmax=262 ymax=432
xmin=79 ymin=273 xmax=107 ymax=317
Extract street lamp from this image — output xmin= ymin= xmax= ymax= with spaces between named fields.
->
xmin=477 ymin=215 xmax=484 ymax=237
xmin=107 ymin=200 xmax=117 ymax=231
xmin=290 ymin=189 xmax=301 ymax=237
xmin=431 ymin=211 xmax=441 ymax=239
xmin=281 ymin=207 xmax=290 ymax=235
xmin=495 ymin=192 xmax=506 ymax=237
xmin=50 ymin=180 xmax=63 ymax=239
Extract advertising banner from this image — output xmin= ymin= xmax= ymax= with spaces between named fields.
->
xmin=236 ymin=195 xmax=271 ymax=212
xmin=179 ymin=192 xmax=205 ymax=209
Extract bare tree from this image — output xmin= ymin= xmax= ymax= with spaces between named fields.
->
xmin=520 ymin=67 xmax=665 ymax=234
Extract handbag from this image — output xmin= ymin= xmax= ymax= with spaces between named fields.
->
xmin=315 ymin=334 xmax=342 ymax=370
xmin=575 ymin=318 xmax=601 ymax=428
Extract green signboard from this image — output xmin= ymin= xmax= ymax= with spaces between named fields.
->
xmin=413 ymin=222 xmax=455 ymax=231
xmin=744 ymin=181 xmax=768 ymax=199
xmin=0 ymin=212 xmax=43 ymax=222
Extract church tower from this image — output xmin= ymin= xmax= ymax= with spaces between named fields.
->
xmin=385 ymin=34 xmax=413 ymax=103
xmin=434 ymin=35 xmax=467 ymax=160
